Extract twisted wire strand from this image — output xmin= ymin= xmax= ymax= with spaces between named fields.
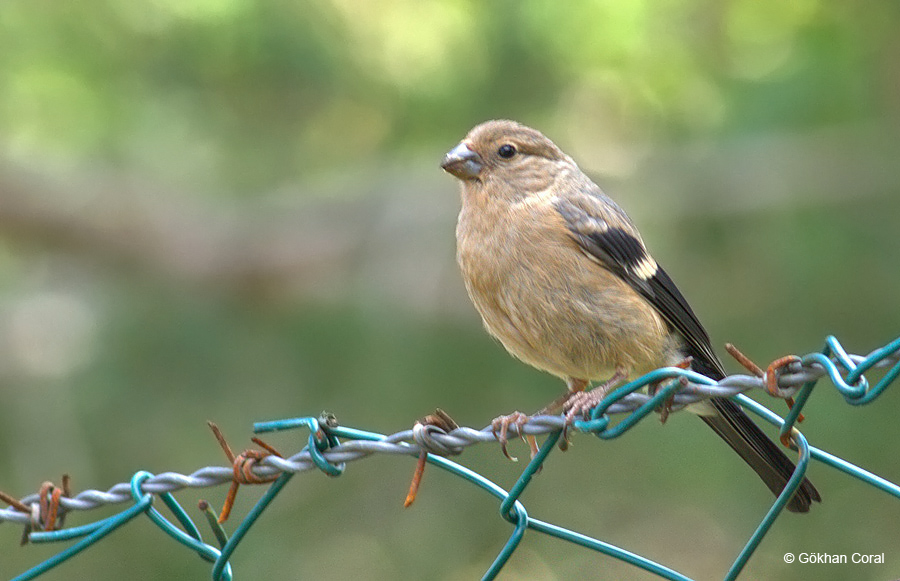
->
xmin=2 ymin=340 xmax=896 ymax=527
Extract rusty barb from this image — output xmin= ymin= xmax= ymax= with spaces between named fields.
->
xmin=405 ymin=408 xmax=459 ymax=508
xmin=3 ymin=334 xmax=898 ymax=581
xmin=726 ymin=343 xmax=805 ymax=424
xmin=207 ymin=421 xmax=283 ymax=523
xmin=0 ymin=475 xmax=71 ymax=546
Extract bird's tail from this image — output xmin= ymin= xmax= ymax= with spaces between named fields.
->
xmin=698 ymin=398 xmax=820 ymax=512
xmin=686 ymin=348 xmax=821 ymax=512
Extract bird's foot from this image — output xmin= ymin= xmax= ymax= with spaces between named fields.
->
xmin=563 ymin=389 xmax=610 ymax=424
xmin=649 ymin=358 xmax=691 ymax=424
xmin=563 ymin=370 xmax=627 ymax=424
xmin=560 ymin=389 xmax=607 ymax=451
xmin=656 ymin=379 xmax=684 ymax=424
xmin=490 ymin=411 xmax=530 ymax=461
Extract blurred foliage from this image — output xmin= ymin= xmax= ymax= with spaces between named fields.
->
xmin=2 ymin=0 xmax=900 ymax=580
xmin=3 ymin=0 xmax=899 ymax=191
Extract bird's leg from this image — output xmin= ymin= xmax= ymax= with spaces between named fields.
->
xmin=552 ymin=378 xmax=590 ymax=450
xmin=654 ymin=356 xmax=692 ymax=424
xmin=648 ymin=356 xmax=692 ymax=397
xmin=491 ymin=378 xmax=589 ymax=460
xmin=536 ymin=378 xmax=589 ymax=415
xmin=563 ymin=369 xmax=628 ymax=424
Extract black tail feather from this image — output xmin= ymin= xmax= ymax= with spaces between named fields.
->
xmin=690 ymin=353 xmax=820 ymax=512
xmin=700 ymin=398 xmax=821 ymax=512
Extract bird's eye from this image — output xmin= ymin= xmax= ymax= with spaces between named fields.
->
xmin=497 ymin=144 xmax=517 ymax=159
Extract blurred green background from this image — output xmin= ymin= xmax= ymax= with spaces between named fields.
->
xmin=2 ymin=1 xmax=899 ymax=579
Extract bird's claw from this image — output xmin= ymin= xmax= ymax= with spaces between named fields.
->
xmin=649 ymin=376 xmax=683 ymax=425
xmin=560 ymin=393 xmax=601 ymax=450
xmin=491 ymin=412 xmax=529 ymax=461
xmin=562 ymin=370 xmax=626 ymax=427
xmin=563 ymin=390 xmax=606 ymax=424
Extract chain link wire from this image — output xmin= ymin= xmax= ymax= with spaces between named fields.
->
xmin=2 ymin=334 xmax=899 ymax=580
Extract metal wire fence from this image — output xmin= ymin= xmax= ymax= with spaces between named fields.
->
xmin=2 ymin=334 xmax=899 ymax=581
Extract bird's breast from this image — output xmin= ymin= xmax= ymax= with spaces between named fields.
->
xmin=456 ymin=196 xmax=674 ymax=381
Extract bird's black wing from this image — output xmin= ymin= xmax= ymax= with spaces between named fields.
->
xmin=554 ymin=194 xmax=820 ymax=512
xmin=554 ymin=196 xmax=724 ymax=378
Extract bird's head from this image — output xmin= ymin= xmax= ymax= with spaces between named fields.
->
xmin=440 ymin=120 xmax=574 ymax=196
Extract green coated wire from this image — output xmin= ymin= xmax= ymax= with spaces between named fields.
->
xmin=499 ymin=431 xmax=560 ymax=521
xmin=12 ymin=473 xmax=156 ymax=581
xmin=810 ymin=447 xmax=900 ymax=499
xmin=492 ymin=430 xmax=694 ymax=580
xmin=213 ymin=415 xmax=346 ymax=581
xmin=846 ymin=336 xmax=900 ymax=385
xmin=527 ymin=518 xmax=693 ymax=581
xmin=295 ymin=422 xmax=536 ymax=580
xmin=595 ymin=380 xmax=678 ymax=437
xmin=295 ymin=422 xmax=695 ymax=580
xmin=157 ymin=486 xmax=206 ymax=551
xmin=211 ymin=472 xmax=292 ymax=581
xmin=836 ymin=335 xmax=900 ymax=404
xmin=128 ymin=473 xmax=234 ymax=580
xmin=7 ymin=335 xmax=900 ymax=580
xmin=739 ymin=394 xmax=900 ymax=495
xmin=198 ymin=501 xmax=230 ymax=548
xmin=723 ymin=427 xmax=812 ymax=581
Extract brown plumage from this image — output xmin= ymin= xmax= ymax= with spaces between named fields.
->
xmin=441 ymin=119 xmax=820 ymax=512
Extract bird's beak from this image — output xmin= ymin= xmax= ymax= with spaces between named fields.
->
xmin=441 ymin=142 xmax=483 ymax=180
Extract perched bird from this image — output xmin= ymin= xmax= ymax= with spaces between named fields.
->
xmin=440 ymin=119 xmax=820 ymax=512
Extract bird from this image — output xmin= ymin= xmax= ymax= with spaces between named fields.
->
xmin=440 ymin=119 xmax=820 ymax=512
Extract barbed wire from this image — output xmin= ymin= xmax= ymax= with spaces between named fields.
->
xmin=3 ymin=334 xmax=899 ymax=580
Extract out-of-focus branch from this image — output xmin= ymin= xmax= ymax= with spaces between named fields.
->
xmin=1 ymin=123 xmax=897 ymax=306
xmin=0 ymin=161 xmax=466 ymax=311
xmin=0 ymin=164 xmax=359 ymax=294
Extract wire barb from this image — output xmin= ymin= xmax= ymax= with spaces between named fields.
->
xmin=405 ymin=408 xmax=460 ymax=507
xmin=727 ymin=343 xmax=806 ymax=423
xmin=3 ymin=334 xmax=900 ymax=581
xmin=207 ymin=422 xmax=282 ymax=523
